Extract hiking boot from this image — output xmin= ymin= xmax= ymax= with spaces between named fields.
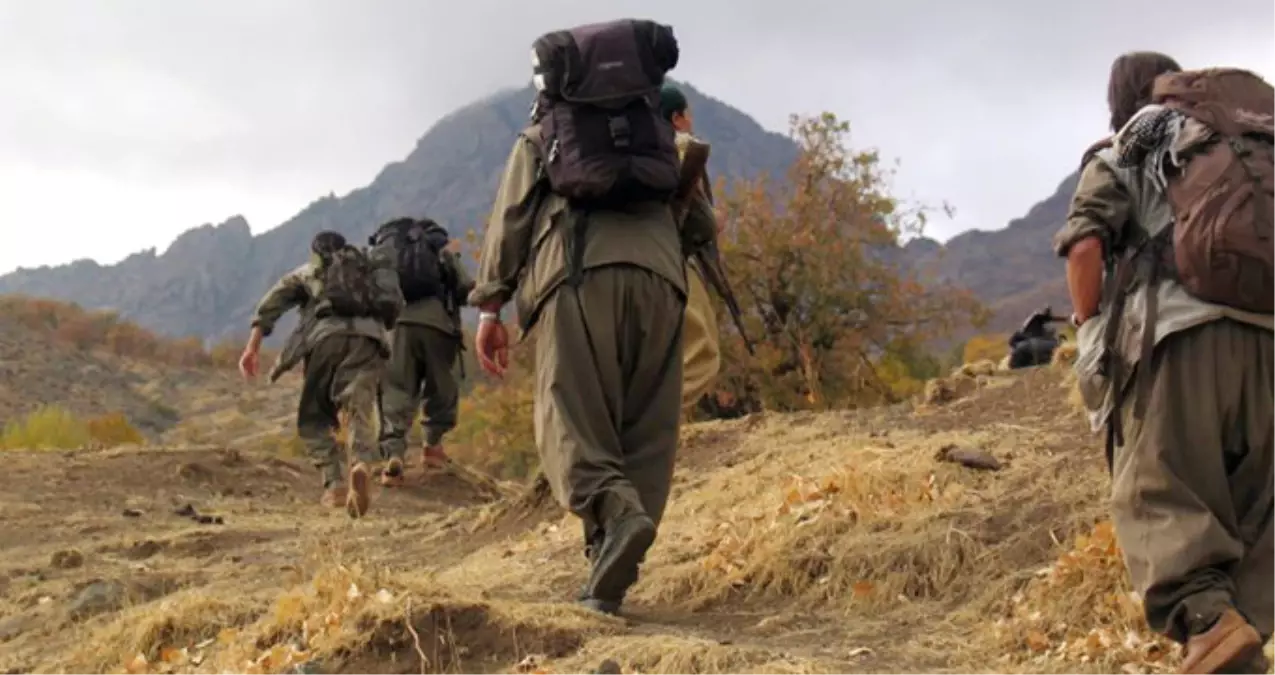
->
xmin=320 ymin=484 xmax=348 ymax=509
xmin=346 ymin=463 xmax=372 ymax=519
xmin=582 ymin=513 xmax=656 ymax=611
xmin=380 ymin=457 xmax=405 ymax=487
xmin=1179 ymin=609 xmax=1264 ymax=674
xmin=422 ymin=443 xmax=451 ymax=468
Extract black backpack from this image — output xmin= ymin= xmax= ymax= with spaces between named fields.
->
xmin=369 ymin=218 xmax=451 ymax=304
xmin=316 ymin=245 xmax=381 ymax=319
xmin=529 ymin=19 xmax=681 ymax=207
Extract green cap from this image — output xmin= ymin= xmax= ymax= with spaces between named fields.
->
xmin=659 ymin=84 xmax=688 ymax=122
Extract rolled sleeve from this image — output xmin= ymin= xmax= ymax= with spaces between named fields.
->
xmin=1053 ymin=157 xmax=1131 ymax=258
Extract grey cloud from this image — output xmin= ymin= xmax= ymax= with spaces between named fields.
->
xmin=1 ymin=0 xmax=1272 ymax=262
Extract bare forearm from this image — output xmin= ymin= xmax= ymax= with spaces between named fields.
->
xmin=1065 ymin=236 xmax=1105 ymax=322
xmin=246 ymin=326 xmax=265 ymax=352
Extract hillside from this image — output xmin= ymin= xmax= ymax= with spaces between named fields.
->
xmin=0 ymin=82 xmax=797 ymax=345
xmin=3 ymin=353 xmax=1240 ymax=674
xmin=905 ymin=172 xmax=1077 ymax=334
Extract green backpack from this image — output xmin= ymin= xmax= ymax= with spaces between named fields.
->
xmin=316 ymin=245 xmax=382 ymax=319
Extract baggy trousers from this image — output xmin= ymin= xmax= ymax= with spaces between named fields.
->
xmin=297 ymin=334 xmax=385 ymax=487
xmin=1111 ymin=319 xmax=1273 ymax=643
xmin=379 ymin=323 xmax=461 ymax=455
xmin=533 ymin=266 xmax=686 ymax=552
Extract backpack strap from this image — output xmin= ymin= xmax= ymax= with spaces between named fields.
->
xmin=1096 ymin=201 xmax=1173 ymax=473
xmin=1082 ymin=141 xmax=1150 ymax=473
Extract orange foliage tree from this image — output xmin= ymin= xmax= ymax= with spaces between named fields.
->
xmin=0 ymin=295 xmax=222 ymax=369
xmin=709 ymin=113 xmax=987 ymax=413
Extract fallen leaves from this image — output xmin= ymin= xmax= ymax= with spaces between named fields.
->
xmin=999 ymin=521 xmax=1178 ymax=672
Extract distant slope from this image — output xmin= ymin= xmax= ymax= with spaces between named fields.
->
xmin=0 ymin=81 xmax=797 ymax=344
xmin=906 ymin=173 xmax=1077 ymax=334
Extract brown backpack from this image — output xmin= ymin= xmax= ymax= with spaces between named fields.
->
xmin=1151 ymin=67 xmax=1275 ymax=314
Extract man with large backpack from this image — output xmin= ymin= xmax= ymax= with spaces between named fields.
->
xmin=470 ymin=19 xmax=697 ymax=616
xmin=1057 ymin=52 xmax=1273 ymax=673
xmin=238 ymin=230 xmax=404 ymax=519
xmin=370 ymin=218 xmax=474 ymax=485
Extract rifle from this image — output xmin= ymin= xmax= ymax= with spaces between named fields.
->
xmin=671 ymin=138 xmax=756 ymax=356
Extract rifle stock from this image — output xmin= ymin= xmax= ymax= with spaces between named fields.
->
xmin=674 ymin=138 xmax=755 ymax=356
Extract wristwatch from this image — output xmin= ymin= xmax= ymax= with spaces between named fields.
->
xmin=478 ymin=310 xmax=502 ymax=324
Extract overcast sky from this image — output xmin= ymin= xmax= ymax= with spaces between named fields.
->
xmin=1 ymin=0 xmax=1271 ymax=275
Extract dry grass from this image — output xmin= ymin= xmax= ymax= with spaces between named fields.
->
xmin=631 ymin=421 xmax=1100 ymax=617
xmin=1051 ymin=342 xmax=1078 ymax=368
xmin=53 ymin=563 xmax=615 ymax=675
xmin=62 ymin=593 xmax=263 ymax=673
xmin=8 ymin=363 xmax=1259 ymax=675
xmin=551 ymin=634 xmax=844 ymax=674
xmin=918 ymin=360 xmax=1004 ymax=406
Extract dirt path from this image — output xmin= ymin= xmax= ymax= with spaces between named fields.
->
xmin=0 ymin=446 xmax=505 ymax=671
xmin=0 ymin=367 xmax=1210 ymax=675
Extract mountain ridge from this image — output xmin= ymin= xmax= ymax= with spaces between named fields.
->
xmin=0 ymin=81 xmax=1070 ymax=343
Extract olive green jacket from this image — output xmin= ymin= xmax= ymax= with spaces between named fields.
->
xmin=469 ymin=125 xmax=713 ymax=334
xmin=251 ymin=253 xmax=402 ymax=382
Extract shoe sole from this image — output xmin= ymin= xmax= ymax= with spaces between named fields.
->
xmin=1184 ymin=629 xmax=1263 ymax=674
xmin=588 ymin=516 xmax=656 ymax=603
xmin=347 ymin=467 xmax=371 ymax=519
xmin=380 ymin=462 xmax=405 ymax=487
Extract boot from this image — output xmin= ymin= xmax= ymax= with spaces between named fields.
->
xmin=1178 ymin=609 xmax=1263 ymax=674
xmin=380 ymin=457 xmax=405 ymax=487
xmin=346 ymin=463 xmax=372 ymax=519
xmin=579 ymin=513 xmax=655 ymax=616
xmin=422 ymin=443 xmax=451 ymax=469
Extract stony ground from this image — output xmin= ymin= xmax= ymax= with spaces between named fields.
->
xmin=0 ymin=364 xmax=1269 ymax=674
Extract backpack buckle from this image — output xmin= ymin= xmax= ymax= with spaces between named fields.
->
xmin=608 ymin=116 xmax=632 ymax=148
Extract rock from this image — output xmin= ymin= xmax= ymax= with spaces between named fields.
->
xmin=50 ymin=549 xmax=84 ymax=569
xmin=593 ymin=659 xmax=622 ymax=675
xmin=67 ymin=580 xmax=127 ymax=620
xmin=0 ymin=614 xmax=34 ymax=641
xmin=121 ymin=508 xmax=144 ymax=518
xmin=125 ymin=540 xmax=163 ymax=561
xmin=175 ymin=462 xmax=212 ymax=482
xmin=936 ymin=445 xmax=1003 ymax=471
xmin=921 ymin=375 xmax=978 ymax=405
xmin=955 ymin=359 xmax=998 ymax=378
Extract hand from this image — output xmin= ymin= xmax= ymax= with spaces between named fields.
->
xmin=238 ymin=348 xmax=260 ymax=380
xmin=476 ymin=319 xmax=510 ymax=379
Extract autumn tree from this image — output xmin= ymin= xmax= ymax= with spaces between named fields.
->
xmin=709 ymin=112 xmax=987 ymax=412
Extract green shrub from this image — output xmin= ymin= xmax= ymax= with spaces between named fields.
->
xmin=1 ymin=406 xmax=92 ymax=450
xmin=1 ymin=406 xmax=147 ymax=451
